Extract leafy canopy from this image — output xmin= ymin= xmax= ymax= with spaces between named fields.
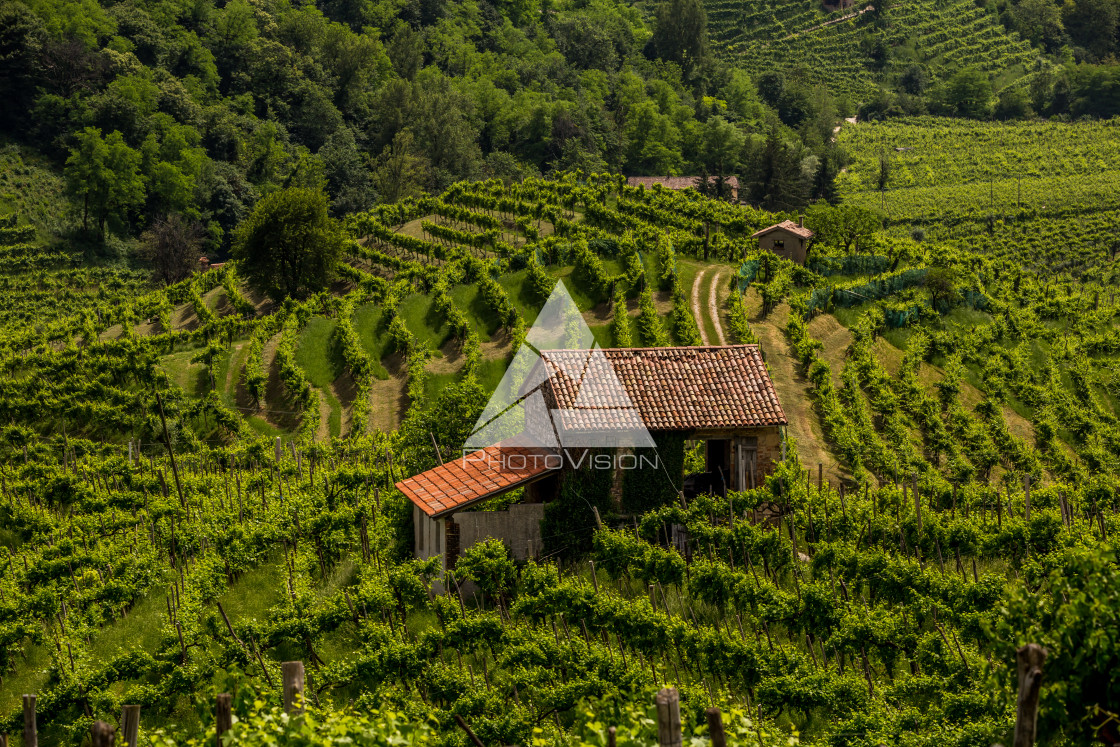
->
xmin=233 ymin=187 xmax=343 ymax=302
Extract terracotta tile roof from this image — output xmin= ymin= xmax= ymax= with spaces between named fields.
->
xmin=537 ymin=345 xmax=787 ymax=432
xmin=626 ymin=176 xmax=739 ymax=191
xmin=751 ymin=220 xmax=814 ymax=240
xmin=397 ymin=442 xmax=561 ymax=518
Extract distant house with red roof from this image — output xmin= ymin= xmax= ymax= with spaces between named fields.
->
xmin=751 ymin=218 xmax=815 ymax=265
xmin=396 ymin=345 xmax=787 ymax=571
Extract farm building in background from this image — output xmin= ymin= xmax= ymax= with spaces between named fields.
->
xmin=626 ymin=176 xmax=740 ymax=201
xmin=751 ymin=218 xmax=815 ymax=265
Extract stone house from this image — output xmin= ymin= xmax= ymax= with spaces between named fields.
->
xmin=751 ymin=218 xmax=815 ymax=265
xmin=396 ymin=344 xmax=787 ymax=570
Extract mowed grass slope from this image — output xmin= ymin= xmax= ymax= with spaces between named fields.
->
xmin=296 ymin=316 xmax=344 ymax=438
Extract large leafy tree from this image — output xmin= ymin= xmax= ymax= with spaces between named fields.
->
xmin=700 ymin=116 xmax=745 ymax=198
xmin=233 ymin=187 xmax=343 ymax=302
xmin=650 ymin=0 xmax=709 ymax=80
xmin=805 ymin=203 xmax=882 ymax=252
xmin=64 ymin=127 xmax=145 ymax=237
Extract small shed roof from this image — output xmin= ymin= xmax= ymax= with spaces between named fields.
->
xmin=751 ymin=220 xmax=814 ymax=240
xmin=396 ymin=442 xmax=560 ymax=518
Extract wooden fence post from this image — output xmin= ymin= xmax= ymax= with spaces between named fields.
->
xmin=1013 ymin=644 xmax=1047 ymax=747
xmin=282 ymin=661 xmax=306 ymax=713
xmin=90 ymin=721 xmax=114 ymax=747
xmin=120 ymin=705 xmax=140 ymax=747
xmin=216 ymin=693 xmax=233 ymax=744
xmin=913 ymin=472 xmax=921 ymax=532
xmin=705 ymin=707 xmax=726 ymax=747
xmin=655 ymin=687 xmax=682 ymax=747
xmin=22 ymin=694 xmax=36 ymax=747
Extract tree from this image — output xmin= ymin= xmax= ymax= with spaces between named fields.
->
xmin=741 ymin=126 xmax=807 ymax=211
xmin=701 ymin=116 xmax=745 ymax=200
xmin=319 ymin=128 xmax=375 ymax=217
xmin=233 ymin=187 xmax=343 ymax=302
xmin=139 ymin=214 xmax=205 ymax=284
xmin=650 ymin=0 xmax=709 ymax=80
xmin=898 ymin=64 xmax=928 ymax=96
xmin=0 ymin=1 xmax=44 ymax=129
xmin=804 ymin=203 xmax=881 ymax=252
xmin=371 ymin=130 xmax=430 ymax=204
xmin=934 ymin=68 xmax=994 ymax=118
xmin=1063 ymin=0 xmax=1118 ymax=60
xmin=64 ymin=127 xmax=145 ymax=237
xmin=994 ymin=86 xmax=1032 ymax=119
xmin=811 ymin=145 xmax=845 ymax=203
xmin=924 ymin=266 xmax=961 ymax=312
xmin=623 ymin=101 xmax=682 ymax=175
xmin=1012 ymin=0 xmax=1065 ymax=51
xmin=756 ymin=71 xmax=785 ymax=107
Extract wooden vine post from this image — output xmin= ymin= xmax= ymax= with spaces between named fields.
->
xmin=90 ymin=721 xmax=114 ymax=747
xmin=282 ymin=661 xmax=306 ymax=713
xmin=22 ymin=694 xmax=36 ymax=747
xmin=655 ymin=687 xmax=682 ymax=747
xmin=216 ymin=693 xmax=233 ymax=743
xmin=120 ymin=704 xmax=140 ymax=747
xmin=154 ymin=393 xmax=185 ymax=508
xmin=705 ymin=707 xmax=727 ymax=747
xmin=1013 ymin=644 xmax=1047 ymax=747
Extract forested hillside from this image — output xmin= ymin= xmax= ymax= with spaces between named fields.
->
xmin=0 ymin=0 xmax=844 ymax=261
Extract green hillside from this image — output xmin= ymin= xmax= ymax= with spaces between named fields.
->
xmin=705 ymin=0 xmax=1037 ymax=100
xmin=837 ymin=116 xmax=1120 ymax=276
xmin=1 ymin=170 xmax=1120 ymax=745
xmin=5 ymin=0 xmax=1120 ymax=734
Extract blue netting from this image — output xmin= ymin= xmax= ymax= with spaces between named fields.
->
xmin=738 ymin=259 xmax=760 ymax=292
xmin=807 ymin=254 xmax=891 ymax=277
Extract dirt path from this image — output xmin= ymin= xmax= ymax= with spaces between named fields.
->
xmin=314 ymin=390 xmax=332 ymax=443
xmin=368 ymin=352 xmax=408 ymax=434
xmin=170 ymin=303 xmax=199 ymax=332
xmin=258 ymin=333 xmax=302 ymax=432
xmin=808 ymin=314 xmax=854 ymax=387
xmin=707 ymin=269 xmax=727 ymax=345
xmin=223 ymin=341 xmax=247 ymax=397
xmin=747 ymin=290 xmax=847 ymax=484
xmin=692 ymin=267 xmax=712 ymax=345
xmin=779 ymin=4 xmax=874 ymax=41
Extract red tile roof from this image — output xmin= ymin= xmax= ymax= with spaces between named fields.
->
xmin=538 ymin=345 xmax=787 ymax=432
xmin=751 ymin=220 xmax=814 ymax=240
xmin=397 ymin=442 xmax=561 ymax=518
xmin=626 ymin=176 xmax=739 ymax=191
